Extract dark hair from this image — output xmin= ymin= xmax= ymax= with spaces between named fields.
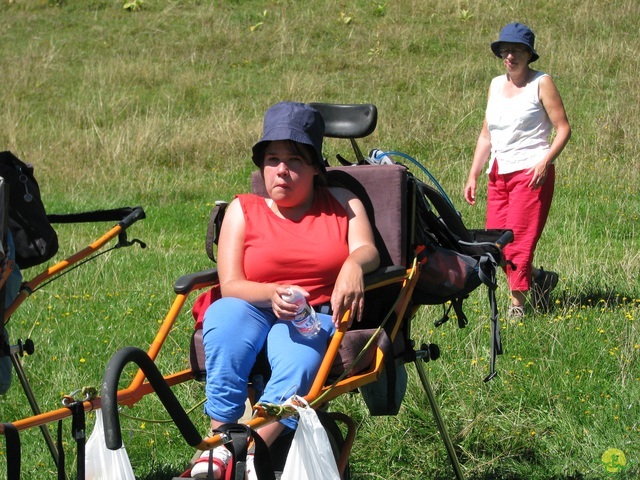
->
xmin=257 ymin=140 xmax=327 ymax=186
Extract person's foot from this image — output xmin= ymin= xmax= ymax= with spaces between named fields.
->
xmin=507 ymin=304 xmax=525 ymax=318
xmin=190 ymin=446 xmax=232 ymax=479
xmin=531 ymin=268 xmax=559 ymax=311
xmin=245 ymin=453 xmax=256 ymax=480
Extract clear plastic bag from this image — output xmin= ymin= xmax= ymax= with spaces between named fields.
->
xmin=281 ymin=398 xmax=340 ymax=480
xmin=85 ymin=409 xmax=135 ymax=480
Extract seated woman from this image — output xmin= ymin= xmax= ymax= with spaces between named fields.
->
xmin=192 ymin=101 xmax=380 ymax=478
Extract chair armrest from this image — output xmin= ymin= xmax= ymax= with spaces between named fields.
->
xmin=363 ymin=265 xmax=407 ymax=290
xmin=173 ymin=268 xmax=219 ymax=295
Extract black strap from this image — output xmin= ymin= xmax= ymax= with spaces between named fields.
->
xmin=205 ymin=202 xmax=228 ymax=262
xmin=47 ymin=207 xmax=138 ymax=225
xmin=71 ymin=402 xmax=86 ymax=480
xmin=484 ymin=262 xmax=502 ymax=383
xmin=0 ymin=182 xmax=9 ymax=359
xmin=216 ymin=424 xmax=249 ymax=480
xmin=478 ymin=253 xmax=499 ymax=290
xmin=213 ymin=423 xmax=275 ymax=480
xmin=2 ymin=423 xmax=21 ymax=480
xmin=57 ymin=420 xmax=66 ymax=480
xmin=335 ymin=153 xmax=353 ymax=166
xmin=57 ymin=401 xmax=86 ymax=480
xmin=250 ymin=429 xmax=275 ymax=480
xmin=450 ymin=298 xmax=469 ymax=328
xmin=206 ymin=446 xmax=215 ymax=480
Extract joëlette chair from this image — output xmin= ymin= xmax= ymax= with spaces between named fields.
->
xmin=97 ymin=103 xmax=475 ymax=479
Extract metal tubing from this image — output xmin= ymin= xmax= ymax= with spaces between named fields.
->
xmin=10 ymin=352 xmax=59 ymax=467
xmin=414 ymin=359 xmax=465 ymax=480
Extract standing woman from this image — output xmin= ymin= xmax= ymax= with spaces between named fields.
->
xmin=464 ymin=23 xmax=571 ymax=317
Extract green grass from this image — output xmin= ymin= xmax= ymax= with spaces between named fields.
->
xmin=1 ymin=0 xmax=639 ymax=478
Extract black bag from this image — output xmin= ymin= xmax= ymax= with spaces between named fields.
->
xmin=0 ymin=151 xmax=58 ymax=268
xmin=409 ymin=173 xmax=483 ymax=305
xmin=414 ymin=238 xmax=482 ymax=303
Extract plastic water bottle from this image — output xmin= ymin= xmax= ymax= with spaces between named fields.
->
xmin=282 ymin=289 xmax=321 ymax=338
xmin=368 ymin=149 xmax=394 ymax=165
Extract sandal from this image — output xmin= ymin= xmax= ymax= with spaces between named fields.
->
xmin=507 ymin=304 xmax=525 ymax=318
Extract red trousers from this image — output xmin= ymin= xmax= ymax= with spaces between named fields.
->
xmin=486 ymin=162 xmax=555 ymax=292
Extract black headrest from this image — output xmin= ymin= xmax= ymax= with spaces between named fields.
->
xmin=309 ymin=103 xmax=377 ymax=139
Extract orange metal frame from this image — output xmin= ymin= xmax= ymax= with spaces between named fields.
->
xmin=1 ymin=209 xmax=146 ymax=435
xmin=0 ymin=259 xmax=418 ymax=480
xmin=1 ymin=260 xmax=420 ymax=475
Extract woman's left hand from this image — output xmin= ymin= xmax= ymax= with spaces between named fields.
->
xmin=330 ymin=258 xmax=365 ymax=330
xmin=527 ymin=161 xmax=550 ymax=190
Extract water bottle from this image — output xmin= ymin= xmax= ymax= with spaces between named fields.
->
xmin=282 ymin=289 xmax=321 ymax=338
xmin=368 ymin=149 xmax=394 ymax=165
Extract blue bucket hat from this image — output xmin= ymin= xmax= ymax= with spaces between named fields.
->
xmin=490 ymin=22 xmax=539 ymax=63
xmin=252 ymin=101 xmax=326 ymax=173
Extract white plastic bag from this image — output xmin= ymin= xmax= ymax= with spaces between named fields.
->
xmin=281 ymin=398 xmax=340 ymax=480
xmin=85 ymin=409 xmax=135 ymax=480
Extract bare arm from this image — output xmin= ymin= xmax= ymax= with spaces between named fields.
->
xmin=217 ymin=198 xmax=282 ymax=308
xmin=328 ymin=187 xmax=380 ymax=328
xmin=527 ymin=75 xmax=572 ymax=189
xmin=464 ymin=117 xmax=492 ymax=206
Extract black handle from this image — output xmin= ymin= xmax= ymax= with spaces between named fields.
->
xmin=118 ymin=206 xmax=146 ymax=230
xmin=101 ymin=347 xmax=202 ymax=450
xmin=495 ymin=230 xmax=514 ymax=249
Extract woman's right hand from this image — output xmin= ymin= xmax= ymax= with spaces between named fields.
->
xmin=272 ymin=285 xmax=307 ymax=320
xmin=465 ymin=118 xmax=491 ymax=207
xmin=464 ymin=177 xmax=477 ymax=206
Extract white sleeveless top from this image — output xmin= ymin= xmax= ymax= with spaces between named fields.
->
xmin=486 ymin=71 xmax=552 ymax=174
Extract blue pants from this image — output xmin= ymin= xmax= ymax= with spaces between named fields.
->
xmin=202 ymin=297 xmax=335 ymax=430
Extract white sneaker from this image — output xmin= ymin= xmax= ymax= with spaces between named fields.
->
xmin=190 ymin=446 xmax=232 ymax=479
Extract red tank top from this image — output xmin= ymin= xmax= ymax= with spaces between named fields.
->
xmin=238 ymin=188 xmax=350 ymax=305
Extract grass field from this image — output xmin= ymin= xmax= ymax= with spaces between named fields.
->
xmin=1 ymin=0 xmax=639 ymax=478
